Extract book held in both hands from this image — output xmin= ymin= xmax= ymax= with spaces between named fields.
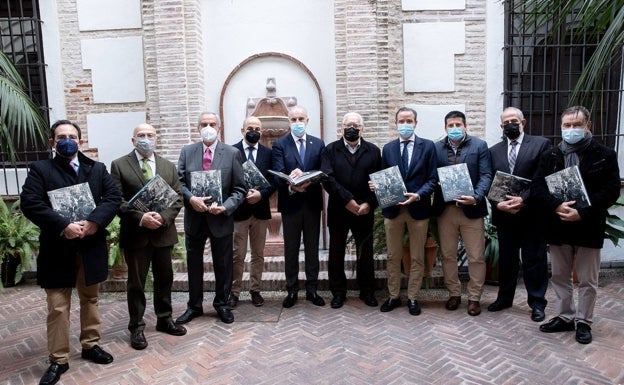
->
xmin=487 ymin=171 xmax=532 ymax=203
xmin=545 ymin=165 xmax=591 ymax=208
xmin=437 ymin=163 xmax=474 ymax=202
xmin=268 ymin=169 xmax=326 ymax=187
xmin=128 ymin=174 xmax=179 ymax=212
xmin=190 ymin=170 xmax=223 ymax=205
xmin=369 ymin=165 xmax=407 ymax=209
xmin=47 ymin=182 xmax=96 ymax=222
xmin=242 ymin=160 xmax=271 ymax=190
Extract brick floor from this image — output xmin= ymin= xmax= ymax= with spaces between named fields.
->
xmin=1 ymin=272 xmax=624 ymax=385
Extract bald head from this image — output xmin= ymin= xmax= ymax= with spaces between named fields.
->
xmin=132 ymin=123 xmax=157 ymax=157
xmin=242 ymin=116 xmax=262 ymax=145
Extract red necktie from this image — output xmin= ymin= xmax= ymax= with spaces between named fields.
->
xmin=203 ymin=147 xmax=212 ymax=170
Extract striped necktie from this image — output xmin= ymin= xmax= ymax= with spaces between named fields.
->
xmin=509 ymin=141 xmax=518 ymax=174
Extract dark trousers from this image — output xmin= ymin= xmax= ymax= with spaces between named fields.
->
xmin=185 ymin=230 xmax=233 ymax=311
xmin=282 ymin=204 xmax=321 ymax=293
xmin=328 ymin=211 xmax=375 ymax=295
xmin=496 ymin=220 xmax=548 ymax=310
xmin=125 ymin=243 xmax=174 ymax=332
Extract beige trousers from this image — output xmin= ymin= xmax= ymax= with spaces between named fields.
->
xmin=232 ymin=216 xmax=269 ymax=295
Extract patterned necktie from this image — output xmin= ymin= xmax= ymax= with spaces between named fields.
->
xmin=203 ymin=147 xmax=212 ymax=171
xmin=141 ymin=158 xmax=153 ymax=179
xmin=247 ymin=147 xmax=255 ymax=163
xmin=298 ymin=138 xmax=306 ymax=164
xmin=401 ymin=140 xmax=410 ymax=171
xmin=509 ymin=141 xmax=518 ymax=174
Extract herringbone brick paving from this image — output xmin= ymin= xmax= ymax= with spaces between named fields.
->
xmin=2 ymin=272 xmax=623 ymax=385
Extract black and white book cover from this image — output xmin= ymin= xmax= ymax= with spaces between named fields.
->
xmin=47 ymin=182 xmax=96 ymax=222
xmin=545 ymin=165 xmax=591 ymax=208
xmin=369 ymin=165 xmax=407 ymax=209
xmin=437 ymin=163 xmax=475 ymax=202
xmin=487 ymin=171 xmax=532 ymax=202
xmin=242 ymin=160 xmax=271 ymax=190
xmin=128 ymin=174 xmax=179 ymax=213
xmin=190 ymin=170 xmax=223 ymax=205
xmin=268 ymin=169 xmax=326 ymax=186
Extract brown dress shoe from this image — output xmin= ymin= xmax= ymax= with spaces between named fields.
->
xmin=250 ymin=291 xmax=264 ymax=307
xmin=467 ymin=300 xmax=481 ymax=316
xmin=445 ymin=296 xmax=461 ymax=310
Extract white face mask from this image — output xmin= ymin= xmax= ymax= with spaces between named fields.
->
xmin=201 ymin=126 xmax=218 ymax=143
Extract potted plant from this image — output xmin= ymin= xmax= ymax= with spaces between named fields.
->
xmin=483 ymin=208 xmax=499 ymax=285
xmin=106 ymin=216 xmax=127 ymax=279
xmin=0 ymin=199 xmax=39 ymax=287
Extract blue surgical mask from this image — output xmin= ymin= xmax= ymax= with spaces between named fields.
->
xmin=562 ymin=128 xmax=585 ymax=144
xmin=290 ymin=123 xmax=306 ymax=137
xmin=447 ymin=128 xmax=464 ymax=142
xmin=397 ymin=124 xmax=414 ymax=138
xmin=135 ymin=137 xmax=155 ymax=156
xmin=55 ymin=138 xmax=78 ymax=158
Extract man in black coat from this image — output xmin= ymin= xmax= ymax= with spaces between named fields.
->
xmin=20 ymin=120 xmax=121 ymax=385
xmin=321 ymin=112 xmax=381 ymax=309
xmin=533 ymin=106 xmax=620 ymax=344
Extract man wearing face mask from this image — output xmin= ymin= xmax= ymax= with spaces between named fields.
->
xmin=487 ymin=107 xmax=552 ymax=322
xmin=533 ymin=106 xmax=619 ymax=344
xmin=272 ymin=106 xmax=326 ymax=308
xmin=371 ymin=107 xmax=437 ymax=316
xmin=110 ymin=123 xmax=186 ymax=350
xmin=175 ymin=112 xmax=246 ymax=324
xmin=432 ymin=111 xmax=492 ymax=316
xmin=20 ymin=120 xmax=121 ymax=385
xmin=229 ymin=116 xmax=275 ymax=308
xmin=320 ymin=112 xmax=381 ymax=309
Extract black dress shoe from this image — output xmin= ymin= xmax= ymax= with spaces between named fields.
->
xmin=407 ymin=299 xmax=421 ymax=315
xmin=531 ymin=308 xmax=546 ymax=322
xmin=250 ymin=291 xmax=265 ymax=307
xmin=576 ymin=322 xmax=592 ymax=344
xmin=227 ymin=294 xmax=239 ymax=308
xmin=175 ymin=309 xmax=203 ymax=325
xmin=445 ymin=296 xmax=461 ymax=311
xmin=487 ymin=300 xmax=512 ymax=312
xmin=539 ymin=316 xmax=575 ymax=333
xmin=330 ymin=293 xmax=346 ymax=309
xmin=215 ymin=306 xmax=234 ymax=324
xmin=306 ymin=292 xmax=326 ymax=306
xmin=39 ymin=362 xmax=69 ymax=385
xmin=380 ymin=297 xmax=401 ymax=312
xmin=130 ymin=330 xmax=148 ymax=350
xmin=156 ymin=319 xmax=187 ymax=336
xmin=359 ymin=292 xmax=378 ymax=307
xmin=282 ymin=291 xmax=298 ymax=308
xmin=81 ymin=345 xmax=113 ymax=364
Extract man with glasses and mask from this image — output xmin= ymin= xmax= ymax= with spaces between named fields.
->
xmin=487 ymin=107 xmax=552 ymax=323
xmin=20 ymin=120 xmax=121 ymax=385
xmin=228 ymin=116 xmax=275 ymax=308
xmin=321 ymin=112 xmax=381 ymax=309
xmin=110 ymin=123 xmax=186 ymax=351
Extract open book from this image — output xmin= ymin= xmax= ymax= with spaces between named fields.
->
xmin=190 ymin=170 xmax=223 ymax=205
xmin=487 ymin=171 xmax=531 ymax=202
xmin=437 ymin=163 xmax=474 ymax=202
xmin=268 ymin=169 xmax=326 ymax=187
xmin=128 ymin=174 xmax=179 ymax=213
xmin=242 ymin=160 xmax=271 ymax=190
xmin=47 ymin=182 xmax=96 ymax=222
xmin=545 ymin=165 xmax=591 ymax=208
xmin=369 ymin=165 xmax=407 ymax=209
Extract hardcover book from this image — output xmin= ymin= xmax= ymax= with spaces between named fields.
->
xmin=545 ymin=165 xmax=591 ymax=208
xmin=190 ymin=170 xmax=223 ymax=205
xmin=268 ymin=169 xmax=326 ymax=187
xmin=47 ymin=182 xmax=96 ymax=222
xmin=487 ymin=171 xmax=532 ymax=202
xmin=437 ymin=163 xmax=474 ymax=202
xmin=369 ymin=165 xmax=407 ymax=209
xmin=128 ymin=174 xmax=179 ymax=212
xmin=242 ymin=160 xmax=271 ymax=190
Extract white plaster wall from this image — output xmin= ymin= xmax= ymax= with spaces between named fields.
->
xmin=39 ymin=1 xmax=66 ymax=123
xmin=402 ymin=0 xmax=465 ymax=11
xmin=87 ymin=111 xmax=147 ymax=169
xmin=76 ymin=0 xmax=142 ymax=31
xmin=203 ymin=0 xmax=336 ymax=145
xmin=485 ymin=0 xmax=505 ymax=147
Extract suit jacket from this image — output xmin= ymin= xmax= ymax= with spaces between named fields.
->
xmin=271 ymin=133 xmax=325 ymax=215
xmin=232 ymin=140 xmax=275 ymax=221
xmin=110 ymin=151 xmax=183 ymax=249
xmin=380 ymin=136 xmax=438 ymax=220
xmin=489 ymin=134 xmax=552 ymax=227
xmin=321 ymin=138 xmax=381 ymax=227
xmin=178 ymin=141 xmax=246 ymax=238
xmin=433 ymin=135 xmax=492 ymax=218
xmin=20 ymin=152 xmax=121 ymax=288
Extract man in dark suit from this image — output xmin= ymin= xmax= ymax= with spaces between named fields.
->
xmin=272 ymin=106 xmax=326 ymax=308
xmin=487 ymin=106 xmax=552 ymax=322
xmin=433 ymin=111 xmax=492 ymax=316
xmin=110 ymin=123 xmax=186 ymax=351
xmin=321 ymin=112 xmax=381 ymax=309
xmin=175 ymin=112 xmax=246 ymax=325
xmin=373 ymin=107 xmax=438 ymax=316
xmin=229 ymin=116 xmax=275 ymax=307
xmin=20 ymin=120 xmax=121 ymax=385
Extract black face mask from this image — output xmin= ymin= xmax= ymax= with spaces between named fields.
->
xmin=245 ymin=130 xmax=260 ymax=144
xmin=503 ymin=122 xmax=521 ymax=140
xmin=343 ymin=127 xmax=360 ymax=142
